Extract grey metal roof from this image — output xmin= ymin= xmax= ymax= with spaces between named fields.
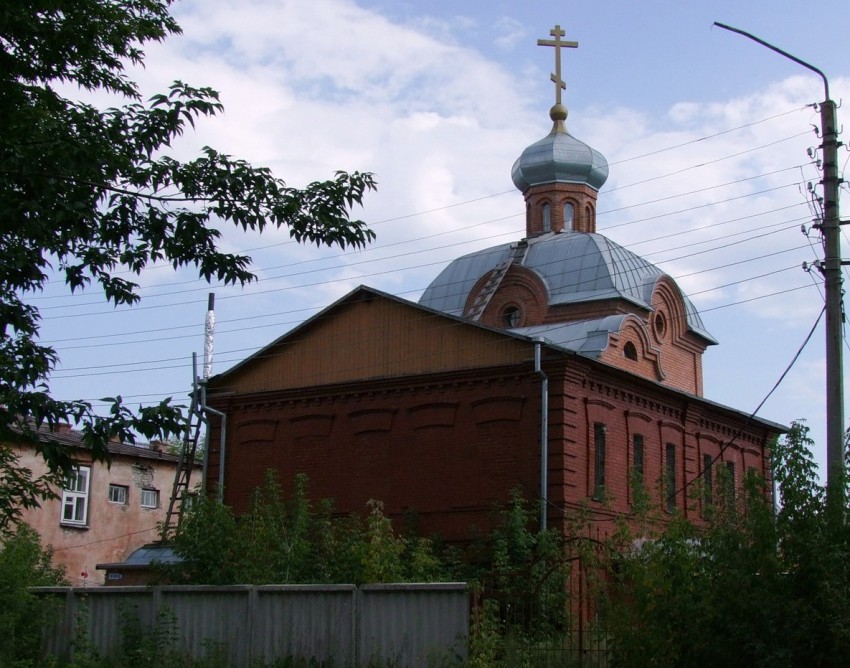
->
xmin=511 ymin=126 xmax=609 ymax=192
xmin=123 ymin=543 xmax=181 ymax=565
xmin=418 ymin=232 xmax=716 ymax=344
xmin=513 ymin=316 xmax=630 ymax=357
xmin=9 ymin=422 xmax=184 ymax=463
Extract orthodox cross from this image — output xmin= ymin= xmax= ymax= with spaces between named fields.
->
xmin=537 ymin=25 xmax=578 ymax=106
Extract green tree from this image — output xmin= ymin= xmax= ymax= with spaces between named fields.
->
xmin=168 ymin=473 xmax=448 ymax=586
xmin=0 ymin=523 xmax=67 ymax=668
xmin=0 ymin=0 xmax=376 ymax=531
xmin=603 ymin=421 xmax=850 ymax=667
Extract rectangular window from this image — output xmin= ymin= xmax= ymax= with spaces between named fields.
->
xmin=632 ymin=434 xmax=645 ymax=482
xmin=61 ymin=466 xmax=90 ymax=526
xmin=703 ymin=454 xmax=714 ymax=508
xmin=725 ymin=461 xmax=736 ymax=503
xmin=593 ymin=423 xmax=606 ymax=499
xmin=108 ymin=484 xmax=128 ymax=505
xmin=666 ymin=443 xmax=676 ymax=512
xmin=140 ymin=488 xmax=159 ymax=509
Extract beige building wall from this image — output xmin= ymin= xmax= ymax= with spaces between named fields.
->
xmin=12 ymin=442 xmax=182 ymax=586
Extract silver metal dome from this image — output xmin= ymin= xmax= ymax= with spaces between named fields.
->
xmin=511 ymin=125 xmax=609 ymax=192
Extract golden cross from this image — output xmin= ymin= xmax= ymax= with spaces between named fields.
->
xmin=537 ymin=25 xmax=578 ymax=106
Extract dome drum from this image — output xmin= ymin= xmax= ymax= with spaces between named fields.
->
xmin=525 ymin=182 xmax=599 ymax=235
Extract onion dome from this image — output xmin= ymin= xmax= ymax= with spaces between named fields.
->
xmin=511 ymin=104 xmax=609 ymax=193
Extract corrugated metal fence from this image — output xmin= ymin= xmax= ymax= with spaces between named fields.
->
xmin=36 ymin=583 xmax=469 ymax=667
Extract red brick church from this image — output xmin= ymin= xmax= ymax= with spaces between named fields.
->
xmin=204 ymin=26 xmax=782 ymax=542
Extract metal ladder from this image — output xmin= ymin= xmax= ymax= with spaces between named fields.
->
xmin=160 ymin=379 xmax=205 ymax=541
xmin=464 ymin=240 xmax=529 ymax=321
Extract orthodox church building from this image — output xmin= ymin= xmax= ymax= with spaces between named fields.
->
xmin=204 ymin=27 xmax=782 ymax=541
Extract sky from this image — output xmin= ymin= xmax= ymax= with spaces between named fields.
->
xmin=35 ymin=0 xmax=850 ymax=476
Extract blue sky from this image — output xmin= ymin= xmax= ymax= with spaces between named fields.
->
xmin=37 ymin=0 xmax=850 ymax=475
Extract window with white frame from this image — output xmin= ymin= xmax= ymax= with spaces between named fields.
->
xmin=61 ymin=465 xmax=90 ymax=526
xmin=108 ymin=484 xmax=128 ymax=505
xmin=140 ymin=488 xmax=159 ymax=509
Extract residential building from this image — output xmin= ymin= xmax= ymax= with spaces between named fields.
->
xmin=9 ymin=424 xmax=191 ymax=586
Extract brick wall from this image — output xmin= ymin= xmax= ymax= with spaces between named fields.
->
xmin=209 ymin=356 xmax=777 ymax=543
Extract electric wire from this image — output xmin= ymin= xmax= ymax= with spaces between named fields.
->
xmin=31 ymin=163 xmax=809 ymax=311
xmin=671 ymin=305 xmax=826 ymax=503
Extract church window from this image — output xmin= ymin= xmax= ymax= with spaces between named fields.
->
xmin=593 ymin=423 xmax=606 ymax=499
xmin=632 ymin=434 xmax=644 ymax=482
xmin=665 ymin=443 xmax=676 ymax=512
xmin=563 ymin=201 xmax=575 ymax=230
xmin=541 ymin=203 xmax=551 ymax=232
xmin=703 ymin=454 xmax=714 ymax=509
xmin=501 ymin=304 xmax=521 ymax=328
xmin=654 ymin=311 xmax=667 ymax=339
xmin=623 ymin=341 xmax=637 ymax=360
xmin=724 ymin=461 xmax=736 ymax=505
xmin=584 ymin=204 xmax=593 ymax=229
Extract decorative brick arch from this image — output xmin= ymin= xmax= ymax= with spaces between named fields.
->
xmin=647 ymin=275 xmax=707 ymax=396
xmin=650 ymin=276 xmax=688 ymax=343
xmin=604 ymin=314 xmax=665 ymax=382
xmin=470 ymin=265 xmax=549 ymax=327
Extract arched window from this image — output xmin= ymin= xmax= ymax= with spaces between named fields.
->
xmin=585 ymin=205 xmax=593 ymax=230
xmin=502 ymin=304 xmax=522 ymax=328
xmin=563 ymin=202 xmax=575 ymax=230
xmin=623 ymin=341 xmax=638 ymax=360
xmin=541 ymin=203 xmax=551 ymax=233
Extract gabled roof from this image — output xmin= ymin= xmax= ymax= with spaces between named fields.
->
xmin=207 ymin=285 xmax=549 ymax=392
xmin=206 ymin=285 xmax=783 ymax=433
xmin=8 ymin=422 xmax=183 ymax=464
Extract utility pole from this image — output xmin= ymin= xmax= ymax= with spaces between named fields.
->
xmin=714 ymin=23 xmax=845 ymax=500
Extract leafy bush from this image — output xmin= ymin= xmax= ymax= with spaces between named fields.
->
xmin=0 ymin=524 xmax=66 ymax=667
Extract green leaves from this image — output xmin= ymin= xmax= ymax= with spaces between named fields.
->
xmin=168 ymin=472 xmax=445 ymax=586
xmin=604 ymin=421 xmax=850 ymax=667
xmin=0 ymin=0 xmax=376 ymax=523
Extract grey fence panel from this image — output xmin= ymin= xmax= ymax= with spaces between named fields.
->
xmin=252 ymin=585 xmax=356 ymax=664
xmin=160 ymin=586 xmax=253 ymax=666
xmin=35 ymin=583 xmax=469 ymax=666
xmin=84 ymin=587 xmax=157 ymax=656
xmin=35 ymin=588 xmax=76 ymax=660
xmin=34 ymin=586 xmax=156 ymax=660
xmin=359 ymin=583 xmax=469 ymax=667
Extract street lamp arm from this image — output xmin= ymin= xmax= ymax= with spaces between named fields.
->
xmin=713 ymin=22 xmax=829 ymax=101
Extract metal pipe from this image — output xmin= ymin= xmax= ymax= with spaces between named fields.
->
xmin=535 ymin=338 xmax=549 ymax=531
xmin=203 ymin=293 xmax=215 ymax=381
xmin=199 ymin=381 xmax=227 ymax=504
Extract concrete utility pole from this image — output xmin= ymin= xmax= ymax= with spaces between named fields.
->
xmin=714 ymin=23 xmax=845 ymax=500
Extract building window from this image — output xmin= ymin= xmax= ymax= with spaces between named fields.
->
xmin=665 ymin=443 xmax=676 ymax=512
xmin=703 ymin=454 xmax=714 ymax=509
xmin=654 ymin=311 xmax=667 ymax=339
xmin=593 ymin=423 xmax=606 ymax=499
xmin=541 ymin=203 xmax=551 ymax=232
xmin=725 ymin=461 xmax=736 ymax=505
xmin=502 ymin=304 xmax=522 ymax=328
xmin=61 ymin=466 xmax=90 ymax=526
xmin=108 ymin=484 xmax=128 ymax=505
xmin=563 ymin=202 xmax=574 ymax=230
xmin=623 ymin=341 xmax=638 ymax=360
xmin=632 ymin=434 xmax=644 ymax=482
xmin=140 ymin=488 xmax=159 ymax=509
